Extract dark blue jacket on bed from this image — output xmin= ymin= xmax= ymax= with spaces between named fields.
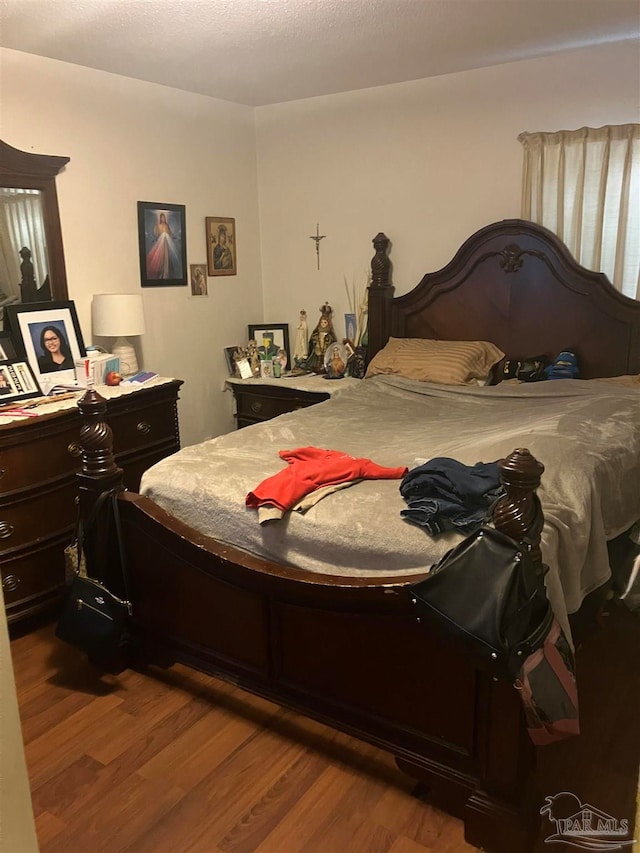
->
xmin=399 ymin=457 xmax=503 ymax=536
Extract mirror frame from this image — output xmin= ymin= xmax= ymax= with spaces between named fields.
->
xmin=0 ymin=139 xmax=70 ymax=301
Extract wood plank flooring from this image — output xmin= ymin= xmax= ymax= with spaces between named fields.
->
xmin=9 ymin=603 xmax=639 ymax=853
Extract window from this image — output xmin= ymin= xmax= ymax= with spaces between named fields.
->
xmin=519 ymin=125 xmax=639 ymax=300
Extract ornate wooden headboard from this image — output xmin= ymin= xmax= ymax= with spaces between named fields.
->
xmin=367 ymin=220 xmax=640 ymax=379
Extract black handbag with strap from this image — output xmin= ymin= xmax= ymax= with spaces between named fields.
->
xmin=408 ymin=524 xmax=579 ymax=744
xmin=56 ymin=489 xmax=132 ymax=662
xmin=408 ymin=525 xmax=552 ymax=680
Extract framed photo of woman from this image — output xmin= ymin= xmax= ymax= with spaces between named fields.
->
xmin=138 ymin=201 xmax=188 ymax=287
xmin=4 ymin=300 xmax=86 ymax=393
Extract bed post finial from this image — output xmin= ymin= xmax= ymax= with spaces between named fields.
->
xmin=367 ymin=232 xmax=394 ymax=364
xmin=371 ymin=232 xmax=391 ymax=288
xmin=77 ymin=389 xmax=121 ymax=480
xmin=76 ymin=389 xmax=124 ymax=588
xmin=493 ymin=448 xmax=545 ymax=563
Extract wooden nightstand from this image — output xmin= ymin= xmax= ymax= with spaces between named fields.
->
xmin=227 ymin=375 xmax=360 ymax=429
xmin=0 ymin=379 xmax=182 ymax=625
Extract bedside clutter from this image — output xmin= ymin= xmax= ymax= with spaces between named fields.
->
xmin=74 ymin=352 xmax=121 ymax=387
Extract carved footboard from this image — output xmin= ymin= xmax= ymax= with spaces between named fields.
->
xmin=75 ymin=390 xmax=546 ymax=853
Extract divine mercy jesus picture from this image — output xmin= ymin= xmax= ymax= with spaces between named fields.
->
xmin=137 ymin=201 xmax=187 ymax=287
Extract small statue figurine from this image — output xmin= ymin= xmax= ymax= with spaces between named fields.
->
xmin=305 ymin=302 xmax=337 ymax=374
xmin=348 ymin=346 xmax=367 ymax=379
xmin=246 ymin=339 xmax=261 ymax=376
xmin=293 ymin=309 xmax=309 ymax=366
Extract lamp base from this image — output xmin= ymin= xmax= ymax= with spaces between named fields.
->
xmin=111 ymin=337 xmax=139 ymax=376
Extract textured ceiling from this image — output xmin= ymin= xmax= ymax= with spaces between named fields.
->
xmin=1 ymin=0 xmax=638 ymax=107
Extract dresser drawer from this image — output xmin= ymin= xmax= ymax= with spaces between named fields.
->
xmin=0 ymin=480 xmax=77 ymax=553
xmin=109 ymin=401 xmax=178 ymax=455
xmin=235 ymin=386 xmax=329 ymax=423
xmin=2 ymin=539 xmax=66 ymax=620
xmin=0 ymin=418 xmax=82 ymax=496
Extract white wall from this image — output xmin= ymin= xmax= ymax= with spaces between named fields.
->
xmin=1 ymin=42 xmax=638 ymax=442
xmin=0 ymin=49 xmax=263 ymax=444
xmin=255 ymin=41 xmax=640 ymax=341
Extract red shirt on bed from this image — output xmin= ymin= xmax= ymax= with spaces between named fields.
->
xmin=246 ymin=446 xmax=408 ymax=513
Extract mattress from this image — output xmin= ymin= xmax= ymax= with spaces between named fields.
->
xmin=140 ymin=375 xmax=640 ymax=635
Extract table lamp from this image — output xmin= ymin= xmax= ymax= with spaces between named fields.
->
xmin=91 ymin=293 xmax=146 ymax=376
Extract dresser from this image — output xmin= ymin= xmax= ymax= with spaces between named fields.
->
xmin=227 ymin=375 xmax=360 ymax=428
xmin=1 ymin=379 xmax=182 ymax=624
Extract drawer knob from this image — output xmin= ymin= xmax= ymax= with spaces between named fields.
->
xmin=0 ymin=468 xmax=4 ymax=479
xmin=2 ymin=574 xmax=20 ymax=593
xmin=136 ymin=421 xmax=151 ymax=435
xmin=250 ymin=401 xmax=263 ymax=414
xmin=0 ymin=521 xmax=14 ymax=539
xmin=68 ymin=442 xmax=82 ymax=457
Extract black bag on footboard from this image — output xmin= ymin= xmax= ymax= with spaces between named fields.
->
xmin=56 ymin=489 xmax=132 ymax=662
xmin=56 ymin=575 xmax=131 ymax=659
xmin=408 ymin=525 xmax=579 ymax=744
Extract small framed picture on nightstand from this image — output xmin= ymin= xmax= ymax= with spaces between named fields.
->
xmin=248 ymin=324 xmax=290 ymax=372
xmin=237 ymin=358 xmax=253 ymax=379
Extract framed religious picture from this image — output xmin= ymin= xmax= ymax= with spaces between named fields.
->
xmin=4 ymin=300 xmax=86 ymax=393
xmin=223 ymin=345 xmax=246 ymax=377
xmin=0 ymin=360 xmax=42 ymax=403
xmin=189 ymin=263 xmax=208 ymax=296
xmin=247 ymin=323 xmax=290 ymax=373
xmin=206 ymin=217 xmax=237 ymax=276
xmin=137 ymin=201 xmax=187 ymax=287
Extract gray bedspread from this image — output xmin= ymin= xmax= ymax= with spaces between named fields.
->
xmin=140 ymin=376 xmax=640 ymax=635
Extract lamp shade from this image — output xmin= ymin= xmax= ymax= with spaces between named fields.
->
xmin=92 ymin=293 xmax=146 ymax=337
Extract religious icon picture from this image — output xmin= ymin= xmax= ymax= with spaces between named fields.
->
xmin=137 ymin=201 xmax=187 ymax=287
xmin=324 ymin=342 xmax=349 ymax=379
xmin=206 ymin=217 xmax=237 ymax=277
xmin=189 ymin=263 xmax=208 ymax=296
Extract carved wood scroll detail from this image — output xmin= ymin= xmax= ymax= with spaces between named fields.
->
xmin=498 ymin=243 xmax=546 ymax=273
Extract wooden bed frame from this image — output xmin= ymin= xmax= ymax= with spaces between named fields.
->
xmin=75 ymin=219 xmax=640 ymax=853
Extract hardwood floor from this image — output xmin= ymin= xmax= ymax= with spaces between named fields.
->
xmin=9 ymin=604 xmax=639 ymax=853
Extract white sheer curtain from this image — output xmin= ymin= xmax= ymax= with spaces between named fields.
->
xmin=0 ymin=189 xmax=48 ymax=299
xmin=518 ymin=124 xmax=640 ymax=300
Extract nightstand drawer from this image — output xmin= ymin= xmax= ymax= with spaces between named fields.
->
xmin=109 ymin=401 xmax=178 ymax=454
xmin=235 ymin=385 xmax=330 ymax=424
